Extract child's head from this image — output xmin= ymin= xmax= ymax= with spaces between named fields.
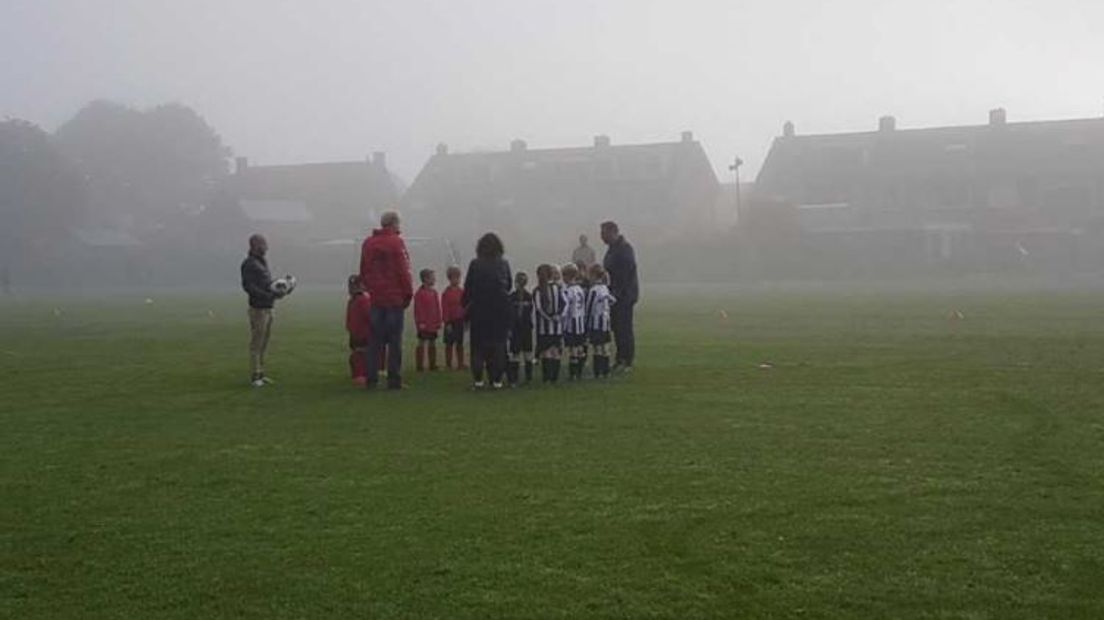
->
xmin=446 ymin=265 xmax=461 ymax=285
xmin=561 ymin=263 xmax=578 ymax=284
xmin=589 ymin=264 xmax=608 ymax=284
xmin=419 ymin=268 xmax=435 ymax=287
xmin=536 ymin=264 xmax=553 ymax=286
xmin=515 ymin=271 xmax=529 ymax=290
xmin=550 ymin=264 xmax=562 ymax=283
xmin=347 ymin=274 xmax=363 ymax=296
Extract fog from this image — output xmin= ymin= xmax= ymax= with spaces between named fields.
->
xmin=2 ymin=0 xmax=1104 ymax=291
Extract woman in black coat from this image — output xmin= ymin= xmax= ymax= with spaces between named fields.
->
xmin=461 ymin=232 xmax=513 ymax=389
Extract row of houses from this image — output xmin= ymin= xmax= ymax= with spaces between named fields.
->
xmin=211 ymin=108 xmax=1104 ymax=276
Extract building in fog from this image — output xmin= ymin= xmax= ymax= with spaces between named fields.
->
xmin=750 ymin=110 xmax=1104 ymax=273
xmin=215 ymin=153 xmax=402 ymax=245
xmin=401 ymin=133 xmax=720 ymax=254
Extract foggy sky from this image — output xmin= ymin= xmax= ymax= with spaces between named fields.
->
xmin=3 ymin=0 xmax=1102 ymax=182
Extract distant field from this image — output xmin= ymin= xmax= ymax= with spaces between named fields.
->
xmin=3 ymin=289 xmax=1104 ymax=618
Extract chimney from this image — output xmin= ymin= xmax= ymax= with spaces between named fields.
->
xmin=989 ymin=108 xmax=1007 ymax=126
xmin=783 ymin=121 xmax=795 ymax=138
xmin=594 ymin=135 xmax=611 ymax=148
xmin=234 ymin=156 xmax=248 ymax=174
xmin=371 ymin=151 xmax=387 ymax=170
xmin=510 ymin=139 xmax=527 ymax=152
xmin=681 ymin=131 xmax=694 ymax=143
xmin=878 ymin=115 xmax=897 ymax=132
xmin=436 ymin=143 xmax=449 ymax=156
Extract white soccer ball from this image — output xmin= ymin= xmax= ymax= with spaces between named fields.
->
xmin=271 ymin=275 xmax=297 ymax=296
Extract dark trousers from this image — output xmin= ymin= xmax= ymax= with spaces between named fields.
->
xmin=367 ymin=306 xmax=404 ymax=388
xmin=611 ymin=301 xmax=636 ymax=366
xmin=471 ymin=342 xmax=507 ymax=384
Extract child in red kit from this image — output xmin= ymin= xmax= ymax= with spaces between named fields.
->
xmin=413 ymin=268 xmax=442 ymax=371
xmin=441 ymin=265 xmax=467 ymax=370
xmin=346 ymin=274 xmax=374 ymax=385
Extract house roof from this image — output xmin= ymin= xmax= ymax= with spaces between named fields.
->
xmin=405 ymin=136 xmax=719 ymax=196
xmin=755 ymin=115 xmax=1104 ymax=201
xmin=229 ymin=161 xmax=401 ymax=205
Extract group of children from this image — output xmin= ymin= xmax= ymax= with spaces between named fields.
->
xmin=346 ymin=260 xmax=616 ymax=388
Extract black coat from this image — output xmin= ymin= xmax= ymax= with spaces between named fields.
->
xmin=241 ymin=253 xmax=276 ymax=309
xmin=603 ymin=236 xmax=639 ymax=305
xmin=462 ymin=257 xmax=513 ymax=345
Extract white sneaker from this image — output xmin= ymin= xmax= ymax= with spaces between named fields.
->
xmin=472 ymin=381 xmax=485 ymax=390
xmin=261 ymin=376 xmax=275 ymax=385
xmin=491 ymin=382 xmax=504 ymax=390
xmin=251 ymin=379 xmax=265 ymax=388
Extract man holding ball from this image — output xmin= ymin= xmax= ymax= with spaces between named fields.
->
xmin=241 ymin=234 xmax=289 ymax=387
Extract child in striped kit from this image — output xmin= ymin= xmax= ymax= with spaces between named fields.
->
xmin=533 ymin=263 xmax=566 ymax=383
xmin=560 ymin=263 xmax=588 ymax=380
xmin=585 ymin=264 xmax=617 ymax=378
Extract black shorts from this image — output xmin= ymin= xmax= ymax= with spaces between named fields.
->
xmin=417 ymin=330 xmax=439 ymax=342
xmin=443 ymin=320 xmax=465 ymax=345
xmin=589 ymin=330 xmax=612 ymax=345
xmin=564 ymin=332 xmax=587 ymax=348
xmin=509 ymin=328 xmax=534 ymax=354
xmin=535 ymin=334 xmax=563 ymax=356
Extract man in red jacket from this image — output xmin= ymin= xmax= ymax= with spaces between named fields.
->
xmin=359 ymin=211 xmax=414 ymax=389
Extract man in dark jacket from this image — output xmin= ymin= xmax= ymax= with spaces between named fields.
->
xmin=359 ymin=211 xmax=414 ymax=389
xmin=241 ymin=234 xmax=284 ymax=387
xmin=601 ymin=221 xmax=639 ymax=372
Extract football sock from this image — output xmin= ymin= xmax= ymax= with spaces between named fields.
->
xmin=507 ymin=361 xmax=520 ymax=385
xmin=428 ymin=343 xmax=438 ymax=370
xmin=550 ymin=358 xmax=561 ymax=383
xmin=445 ymin=346 xmax=454 ymax=369
xmin=524 ymin=361 xmax=533 ymax=382
xmin=457 ymin=345 xmax=467 ymax=369
xmin=415 ymin=344 xmax=425 ymax=371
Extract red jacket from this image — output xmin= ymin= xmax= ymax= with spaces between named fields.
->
xmin=413 ymin=286 xmax=442 ymax=332
xmin=359 ymin=228 xmax=413 ymax=308
xmin=346 ymin=292 xmax=373 ymax=343
xmin=441 ymin=285 xmax=466 ymax=322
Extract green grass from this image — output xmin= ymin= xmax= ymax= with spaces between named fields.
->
xmin=3 ymin=288 xmax=1104 ymax=618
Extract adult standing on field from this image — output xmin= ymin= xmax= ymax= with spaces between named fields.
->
xmin=462 ymin=232 xmax=513 ymax=389
xmin=601 ymin=221 xmax=639 ymax=372
xmin=359 ymin=211 xmax=413 ymax=390
xmin=241 ymin=234 xmax=285 ymax=387
xmin=572 ymin=234 xmax=597 ymax=269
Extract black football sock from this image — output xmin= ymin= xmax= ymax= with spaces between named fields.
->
xmin=506 ymin=361 xmax=520 ymax=385
xmin=541 ymin=359 xmax=551 ymax=382
xmin=550 ymin=358 xmax=561 ymax=383
xmin=524 ymin=361 xmax=533 ymax=382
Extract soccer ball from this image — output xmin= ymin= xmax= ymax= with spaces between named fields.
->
xmin=271 ymin=275 xmax=297 ymax=296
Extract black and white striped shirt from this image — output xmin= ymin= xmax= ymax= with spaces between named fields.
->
xmin=533 ymin=283 xmax=566 ymax=336
xmin=562 ymin=283 xmax=587 ymax=335
xmin=585 ymin=284 xmax=616 ymax=333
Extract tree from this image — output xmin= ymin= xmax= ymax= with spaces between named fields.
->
xmin=0 ymin=118 xmax=86 ymax=274
xmin=55 ymin=100 xmax=231 ymax=235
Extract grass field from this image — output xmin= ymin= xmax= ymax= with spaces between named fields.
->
xmin=3 ymin=286 xmax=1104 ymax=618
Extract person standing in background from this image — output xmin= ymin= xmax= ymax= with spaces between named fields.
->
xmin=359 ymin=211 xmax=413 ymax=390
xmin=600 ymin=221 xmax=639 ymax=373
xmin=240 ymin=234 xmax=284 ymax=387
xmin=572 ymin=234 xmax=597 ymax=270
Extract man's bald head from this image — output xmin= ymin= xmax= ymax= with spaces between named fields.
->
xmin=248 ymin=234 xmax=268 ymax=257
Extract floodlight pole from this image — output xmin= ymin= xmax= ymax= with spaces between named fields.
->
xmin=728 ymin=156 xmax=744 ymax=224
